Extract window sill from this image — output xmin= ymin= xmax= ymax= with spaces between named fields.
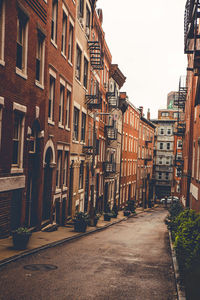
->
xmin=75 ymin=77 xmax=82 ymax=86
xmin=16 ymin=68 xmax=27 ymax=80
xmin=48 ymin=119 xmax=55 ymax=126
xmin=78 ymin=189 xmax=84 ymax=194
xmin=10 ymin=167 xmax=24 ymax=174
xmin=65 ymin=127 xmax=70 ymax=132
xmin=35 ymin=80 xmax=44 ymax=90
xmin=0 ymin=59 xmax=5 ymax=67
xmin=68 ymin=60 xmax=73 ymax=67
xmin=83 ymin=86 xmax=88 ymax=92
xmin=58 ymin=124 xmax=64 ymax=129
xmin=61 ymin=52 xmax=67 ymax=60
xmin=62 ymin=186 xmax=68 ymax=192
xmin=55 ymin=188 xmax=62 ymax=194
xmin=72 ymin=140 xmax=79 ymax=144
xmin=51 ymin=39 xmax=58 ymax=49
xmin=80 ymin=141 xmax=86 ymax=145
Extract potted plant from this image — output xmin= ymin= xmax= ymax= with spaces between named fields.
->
xmin=12 ymin=227 xmax=32 ymax=250
xmin=111 ymin=203 xmax=118 ymax=218
xmin=74 ymin=212 xmax=89 ymax=232
xmin=103 ymin=203 xmax=112 ymax=221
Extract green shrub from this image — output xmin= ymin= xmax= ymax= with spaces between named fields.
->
xmin=174 ymin=214 xmax=200 ymax=272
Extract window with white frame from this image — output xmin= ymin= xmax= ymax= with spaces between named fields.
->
xmin=166 ymin=156 xmax=170 ymax=165
xmin=167 ymin=128 xmax=171 ymax=135
xmin=79 ymin=161 xmax=84 ymax=190
xmin=36 ymin=30 xmax=45 ymax=86
xmin=81 ymin=112 xmax=86 ymax=142
xmin=51 ymin=0 xmax=57 ymax=44
xmin=78 ymin=0 xmax=84 ymax=19
xmin=83 ymin=57 xmax=88 ymax=89
xmin=61 ymin=10 xmax=67 ymax=56
xmin=160 ymin=142 xmax=163 ymax=150
xmin=76 ymin=44 xmax=82 ymax=81
xmin=161 ymin=112 xmax=169 ymax=117
xmin=160 ymin=128 xmax=164 ymax=135
xmin=48 ymin=75 xmax=55 ymax=121
xmin=167 ymin=142 xmax=170 ymax=150
xmin=16 ymin=9 xmax=29 ymax=76
xmin=68 ymin=23 xmax=73 ymax=63
xmin=65 ymin=89 xmax=71 ymax=129
xmin=59 ymin=84 xmax=64 ymax=126
xmin=165 ymin=173 xmax=169 ymax=180
xmin=56 ymin=150 xmax=62 ymax=188
xmin=85 ymin=5 xmax=90 ymax=37
xmin=63 ymin=151 xmax=69 ymax=187
xmin=12 ymin=108 xmax=26 ymax=170
xmin=73 ymin=107 xmax=79 ymax=141
xmin=0 ymin=0 xmax=5 ymax=64
xmin=177 ymin=140 xmax=182 ymax=149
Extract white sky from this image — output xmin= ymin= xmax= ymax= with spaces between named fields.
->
xmin=96 ymin=0 xmax=187 ymax=119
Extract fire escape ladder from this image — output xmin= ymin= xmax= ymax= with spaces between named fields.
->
xmin=88 ymin=41 xmax=104 ymax=70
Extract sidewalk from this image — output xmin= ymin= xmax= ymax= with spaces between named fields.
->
xmin=0 ymin=207 xmax=150 ymax=267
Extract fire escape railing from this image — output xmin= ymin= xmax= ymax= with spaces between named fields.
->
xmin=88 ymin=41 xmax=104 ymax=70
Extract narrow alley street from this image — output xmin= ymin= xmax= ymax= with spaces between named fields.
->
xmin=0 ymin=208 xmax=177 ymax=300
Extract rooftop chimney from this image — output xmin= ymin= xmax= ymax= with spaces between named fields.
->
xmin=139 ymin=106 xmax=143 ymax=117
xmin=147 ymin=108 xmax=150 ymax=121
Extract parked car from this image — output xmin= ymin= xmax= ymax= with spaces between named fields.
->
xmin=160 ymin=196 xmax=179 ymax=204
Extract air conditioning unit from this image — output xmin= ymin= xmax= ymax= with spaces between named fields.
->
xmin=85 ymin=27 xmax=90 ymax=37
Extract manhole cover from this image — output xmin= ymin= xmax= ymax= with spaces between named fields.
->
xmin=24 ymin=264 xmax=58 ymax=271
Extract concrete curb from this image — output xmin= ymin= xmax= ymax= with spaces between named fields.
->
xmin=0 ymin=215 xmax=132 ymax=268
xmin=168 ymin=231 xmax=186 ymax=300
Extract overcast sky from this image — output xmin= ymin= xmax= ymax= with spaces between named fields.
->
xmin=96 ymin=0 xmax=187 ymax=119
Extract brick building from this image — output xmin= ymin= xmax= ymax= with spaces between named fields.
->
xmin=0 ymin=0 xmax=48 ymax=237
xmin=181 ymin=0 xmax=200 ymax=210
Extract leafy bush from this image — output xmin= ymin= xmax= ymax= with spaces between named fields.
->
xmin=13 ymin=227 xmax=31 ymax=235
xmin=174 ymin=213 xmax=200 ymax=272
xmin=165 ymin=202 xmax=183 ymax=240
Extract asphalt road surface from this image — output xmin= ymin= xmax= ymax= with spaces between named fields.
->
xmin=0 ymin=208 xmax=177 ymax=300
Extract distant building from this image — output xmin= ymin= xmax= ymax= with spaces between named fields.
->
xmin=167 ymin=91 xmax=179 ymax=109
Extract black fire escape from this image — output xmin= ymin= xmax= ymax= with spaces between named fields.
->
xmin=85 ymin=81 xmax=102 ymax=109
xmin=173 ymin=76 xmax=187 ymax=177
xmin=88 ymin=41 xmax=104 ymax=70
xmin=185 ymin=0 xmax=200 ymax=74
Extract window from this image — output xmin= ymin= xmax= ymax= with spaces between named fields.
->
xmin=68 ymin=23 xmax=73 ymax=63
xmin=159 ymin=157 xmax=162 ymax=165
xmin=81 ymin=112 xmax=86 ymax=142
xmin=160 ymin=142 xmax=163 ymax=150
xmin=59 ymin=84 xmax=64 ymax=126
xmin=65 ymin=90 xmax=71 ymax=129
xmin=166 ymin=156 xmax=170 ymax=165
xmin=0 ymin=0 xmax=5 ymax=64
xmin=85 ymin=6 xmax=90 ymax=37
xmin=56 ymin=151 xmax=62 ymax=188
xmin=166 ymin=173 xmax=169 ymax=180
xmin=177 ymin=140 xmax=182 ymax=149
xmin=73 ymin=107 xmax=79 ymax=141
xmin=83 ymin=57 xmax=88 ymax=89
xmin=173 ymin=112 xmax=179 ymax=119
xmin=158 ymin=172 xmax=162 ymax=180
xmin=63 ymin=151 xmax=68 ymax=187
xmin=76 ymin=44 xmax=82 ymax=81
xmin=79 ymin=161 xmax=84 ymax=190
xmin=167 ymin=128 xmax=171 ymax=135
xmin=16 ymin=10 xmax=29 ymax=75
xmin=49 ymin=75 xmax=55 ymax=121
xmin=36 ymin=30 xmax=45 ymax=86
xmin=78 ymin=0 xmax=84 ymax=18
xmin=167 ymin=143 xmax=170 ymax=150
xmin=161 ymin=112 xmax=169 ymax=117
xmin=160 ymin=128 xmax=164 ymax=135
xmin=12 ymin=111 xmax=25 ymax=169
xmin=61 ymin=11 xmax=67 ymax=56
xmin=51 ymin=0 xmax=57 ymax=44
